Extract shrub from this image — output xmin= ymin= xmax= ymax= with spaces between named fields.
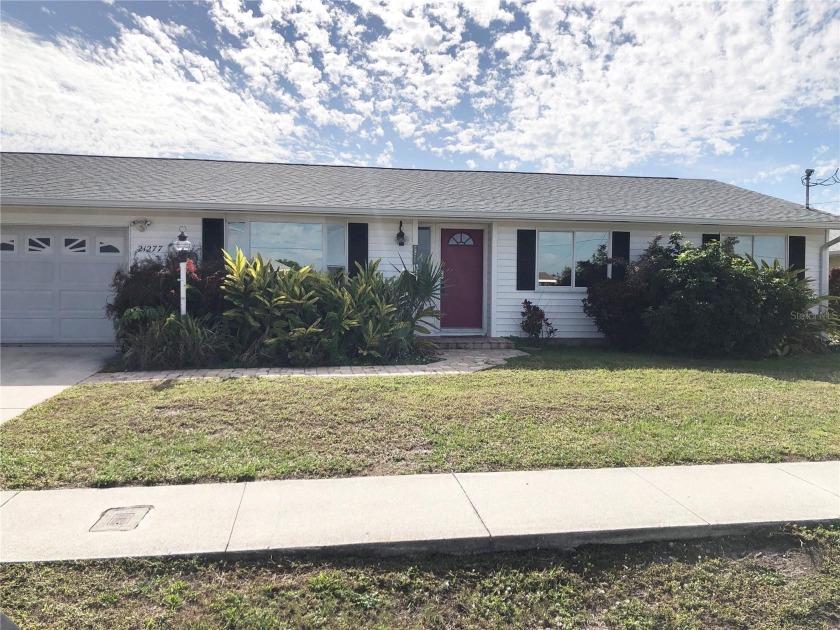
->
xmin=520 ymin=300 xmax=557 ymax=340
xmin=583 ymin=233 xmax=837 ymax=357
xmin=109 ymin=247 xmax=444 ymax=369
xmin=107 ymin=251 xmax=226 ymax=333
xmin=119 ymin=309 xmax=235 ymax=370
xmin=582 ymin=233 xmax=683 ymax=350
xmin=221 ymin=250 xmax=443 ymax=366
xmin=830 ymin=267 xmax=840 ymax=314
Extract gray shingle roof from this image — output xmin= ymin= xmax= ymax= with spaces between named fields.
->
xmin=2 ymin=152 xmax=837 ymax=228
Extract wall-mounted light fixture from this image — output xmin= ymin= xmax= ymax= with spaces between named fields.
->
xmin=129 ymin=218 xmax=152 ymax=232
xmin=395 ymin=221 xmax=407 ymax=247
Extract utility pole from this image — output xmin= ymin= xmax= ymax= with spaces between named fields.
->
xmin=802 ymin=167 xmax=839 ymax=210
xmin=804 ymin=168 xmax=814 ymax=209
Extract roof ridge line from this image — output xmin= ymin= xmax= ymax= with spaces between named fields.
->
xmin=0 ymin=151 xmax=682 ymax=180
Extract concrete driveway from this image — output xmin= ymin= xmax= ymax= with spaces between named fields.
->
xmin=0 ymin=346 xmax=116 ymax=424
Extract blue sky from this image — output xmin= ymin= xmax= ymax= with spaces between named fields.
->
xmin=1 ymin=0 xmax=838 ymax=213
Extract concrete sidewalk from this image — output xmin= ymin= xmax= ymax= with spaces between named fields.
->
xmin=1 ymin=461 xmax=837 ymax=563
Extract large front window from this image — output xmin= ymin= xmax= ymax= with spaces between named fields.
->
xmin=226 ymin=220 xmax=348 ymax=271
xmin=728 ymin=234 xmax=786 ymax=266
xmin=250 ymin=222 xmax=322 ymax=269
xmin=538 ymin=231 xmax=608 ymax=288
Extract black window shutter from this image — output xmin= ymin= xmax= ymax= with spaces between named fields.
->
xmin=788 ymin=236 xmax=806 ymax=280
xmin=202 ymin=218 xmax=225 ymax=261
xmin=516 ymin=230 xmax=536 ymax=291
xmin=348 ymin=222 xmax=368 ymax=277
xmin=702 ymin=233 xmax=720 ymax=246
xmin=611 ymin=231 xmax=630 ymax=280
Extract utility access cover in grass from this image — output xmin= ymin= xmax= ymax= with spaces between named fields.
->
xmin=90 ymin=506 xmax=151 ymax=532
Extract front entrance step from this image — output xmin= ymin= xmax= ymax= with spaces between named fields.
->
xmin=426 ymin=336 xmax=516 ymax=350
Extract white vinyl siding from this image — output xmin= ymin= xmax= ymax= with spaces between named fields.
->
xmin=496 ymin=222 xmax=826 ymax=339
xmin=368 ymin=219 xmax=413 ymax=277
xmin=495 ymin=223 xmax=601 ymax=338
xmin=1 ymin=206 xmax=829 ymax=343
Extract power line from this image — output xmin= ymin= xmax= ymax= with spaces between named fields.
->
xmin=802 ymin=168 xmax=840 ymax=187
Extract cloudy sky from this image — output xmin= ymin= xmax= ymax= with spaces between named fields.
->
xmin=1 ymin=0 xmax=838 ymax=211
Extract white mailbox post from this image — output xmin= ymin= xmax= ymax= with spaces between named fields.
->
xmin=172 ymin=227 xmax=192 ymax=317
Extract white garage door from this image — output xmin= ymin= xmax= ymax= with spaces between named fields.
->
xmin=1 ymin=227 xmax=127 ymax=343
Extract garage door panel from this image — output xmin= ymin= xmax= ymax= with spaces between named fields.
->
xmin=1 ymin=260 xmax=55 ymax=286
xmin=0 ymin=318 xmax=55 ymax=339
xmin=59 ymin=290 xmax=111 ymax=311
xmin=1 ymin=290 xmax=55 ymax=312
xmin=0 ymin=225 xmax=126 ymax=343
xmin=59 ymin=262 xmax=120 ymax=285
xmin=60 ymin=318 xmax=114 ymax=342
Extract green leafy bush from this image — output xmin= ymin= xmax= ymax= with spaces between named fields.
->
xmin=119 ymin=309 xmax=235 ymax=370
xmin=221 ymin=249 xmax=443 ymax=366
xmin=520 ymin=300 xmax=557 ymax=340
xmin=830 ymin=267 xmax=840 ymax=314
xmin=583 ymin=233 xmax=837 ymax=357
xmin=582 ymin=234 xmax=683 ymax=351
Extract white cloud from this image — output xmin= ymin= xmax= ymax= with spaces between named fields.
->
xmin=495 ymin=30 xmax=531 ymax=63
xmin=376 ymin=140 xmax=394 ymax=166
xmin=1 ymin=0 xmax=837 ymax=175
xmin=0 ymin=18 xmax=306 ymax=161
xmin=465 ymin=159 xmax=476 ymax=169
xmin=708 ymin=138 xmax=737 ymax=155
xmin=389 ymin=112 xmax=417 ymax=138
xmin=813 ymin=145 xmax=830 ymax=160
xmin=747 ymin=163 xmax=801 ymax=184
xmin=459 ymin=0 xmax=514 ymax=28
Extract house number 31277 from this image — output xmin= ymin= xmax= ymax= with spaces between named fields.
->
xmin=135 ymin=245 xmax=165 ymax=253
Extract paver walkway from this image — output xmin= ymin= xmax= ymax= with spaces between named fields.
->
xmin=2 ymin=461 xmax=837 ymax=563
xmin=81 ymin=349 xmax=527 ymax=384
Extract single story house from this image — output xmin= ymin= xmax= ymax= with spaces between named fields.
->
xmin=1 ymin=151 xmax=838 ymax=344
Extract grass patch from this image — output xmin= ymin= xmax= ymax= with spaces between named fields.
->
xmin=1 ymin=347 xmax=838 ymax=490
xmin=2 ymin=526 xmax=838 ymax=629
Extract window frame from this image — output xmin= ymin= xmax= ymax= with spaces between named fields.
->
xmin=25 ymin=234 xmax=53 ymax=255
xmin=0 ymin=233 xmax=17 ymax=254
xmin=226 ymin=218 xmax=348 ymax=272
xmin=722 ymin=233 xmax=788 ymax=266
xmin=95 ymin=234 xmax=125 ymax=257
xmin=63 ymin=235 xmax=90 ymax=255
xmin=536 ymin=229 xmax=611 ymax=290
xmin=416 ymin=225 xmax=432 ymax=264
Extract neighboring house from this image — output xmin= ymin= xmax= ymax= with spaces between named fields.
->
xmin=1 ymin=152 xmax=838 ymax=344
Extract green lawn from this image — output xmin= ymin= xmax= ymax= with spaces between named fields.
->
xmin=1 ymin=347 xmax=838 ymax=490
xmin=2 ymin=527 xmax=838 ymax=629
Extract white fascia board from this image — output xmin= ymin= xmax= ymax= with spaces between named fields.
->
xmin=1 ymin=197 xmax=838 ymax=230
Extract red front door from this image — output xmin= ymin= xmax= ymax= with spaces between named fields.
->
xmin=440 ymin=228 xmax=484 ymax=329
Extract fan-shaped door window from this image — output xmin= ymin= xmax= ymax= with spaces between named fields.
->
xmin=64 ymin=237 xmax=88 ymax=254
xmin=27 ymin=236 xmax=52 ymax=253
xmin=97 ymin=235 xmax=124 ymax=255
xmin=448 ymin=232 xmax=474 ymax=246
